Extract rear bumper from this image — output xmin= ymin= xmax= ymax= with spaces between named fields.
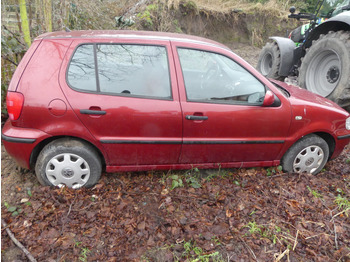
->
xmin=1 ymin=120 xmax=51 ymax=169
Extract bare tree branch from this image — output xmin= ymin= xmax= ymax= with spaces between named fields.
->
xmin=1 ymin=55 xmax=18 ymax=66
xmin=2 ymin=25 xmax=27 ymax=48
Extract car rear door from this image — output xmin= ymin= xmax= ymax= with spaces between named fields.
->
xmin=171 ymin=42 xmax=292 ymax=165
xmin=59 ymin=38 xmax=182 ymax=166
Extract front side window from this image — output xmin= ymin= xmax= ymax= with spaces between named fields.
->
xmin=67 ymin=44 xmax=171 ymax=99
xmin=178 ymin=48 xmax=266 ymax=104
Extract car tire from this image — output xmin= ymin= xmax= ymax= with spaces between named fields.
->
xmin=298 ymin=31 xmax=350 ymax=109
xmin=35 ymin=138 xmax=102 ymax=188
xmin=257 ymin=41 xmax=285 ymax=81
xmin=281 ymin=135 xmax=329 ymax=175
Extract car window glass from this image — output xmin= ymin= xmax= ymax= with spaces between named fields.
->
xmin=96 ymin=44 xmax=171 ymax=99
xmin=67 ymin=44 xmax=97 ymax=92
xmin=178 ymin=48 xmax=266 ymax=104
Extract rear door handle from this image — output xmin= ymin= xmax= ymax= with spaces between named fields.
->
xmin=185 ymin=115 xmax=208 ymax=121
xmin=80 ymin=109 xmax=106 ymax=115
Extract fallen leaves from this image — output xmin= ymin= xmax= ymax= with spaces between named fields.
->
xmin=1 ymin=146 xmax=350 ymax=261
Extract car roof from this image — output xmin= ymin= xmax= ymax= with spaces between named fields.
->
xmin=36 ymin=30 xmax=230 ymax=50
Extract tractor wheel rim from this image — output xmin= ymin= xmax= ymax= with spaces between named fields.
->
xmin=261 ymin=52 xmax=273 ymax=75
xmin=306 ymin=49 xmax=341 ymax=97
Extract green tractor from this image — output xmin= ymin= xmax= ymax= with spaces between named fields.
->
xmin=257 ymin=0 xmax=350 ymax=110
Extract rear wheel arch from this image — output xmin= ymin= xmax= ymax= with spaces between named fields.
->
xmin=30 ymin=136 xmax=106 ymax=170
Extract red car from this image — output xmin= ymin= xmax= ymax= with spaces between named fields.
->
xmin=2 ymin=30 xmax=350 ymax=188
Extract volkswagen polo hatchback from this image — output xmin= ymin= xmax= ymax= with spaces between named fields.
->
xmin=2 ymin=30 xmax=350 ymax=188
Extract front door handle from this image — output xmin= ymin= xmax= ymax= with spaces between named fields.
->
xmin=185 ymin=115 xmax=208 ymax=121
xmin=80 ymin=109 xmax=106 ymax=115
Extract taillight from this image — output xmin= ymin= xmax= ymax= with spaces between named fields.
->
xmin=6 ymin=92 xmax=24 ymax=121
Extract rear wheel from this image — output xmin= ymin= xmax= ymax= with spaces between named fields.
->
xmin=257 ymin=42 xmax=285 ymax=81
xmin=281 ymin=135 xmax=329 ymax=175
xmin=299 ymin=31 xmax=350 ymax=109
xmin=35 ymin=138 xmax=102 ymax=188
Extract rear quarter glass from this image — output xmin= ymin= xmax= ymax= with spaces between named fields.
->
xmin=7 ymin=40 xmax=41 ymax=92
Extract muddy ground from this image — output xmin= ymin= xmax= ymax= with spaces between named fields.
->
xmin=1 ymin=45 xmax=350 ymax=261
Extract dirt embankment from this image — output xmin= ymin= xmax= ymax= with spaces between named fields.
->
xmin=134 ymin=1 xmax=299 ymax=47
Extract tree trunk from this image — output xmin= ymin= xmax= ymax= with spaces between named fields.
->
xmin=43 ymin=0 xmax=52 ymax=32
xmin=19 ymin=0 xmax=31 ymax=47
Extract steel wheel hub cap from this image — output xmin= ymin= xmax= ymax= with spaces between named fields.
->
xmin=261 ymin=52 xmax=273 ymax=75
xmin=45 ymin=153 xmax=90 ymax=188
xmin=293 ymin=145 xmax=324 ymax=174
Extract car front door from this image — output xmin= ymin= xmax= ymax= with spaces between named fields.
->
xmin=59 ymin=39 xmax=182 ymax=167
xmin=172 ymin=44 xmax=292 ymax=165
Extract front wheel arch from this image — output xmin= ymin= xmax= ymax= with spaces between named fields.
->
xmin=283 ymin=132 xmax=335 ymax=160
xmin=30 ymin=136 xmax=106 ymax=170
xmin=313 ymin=132 xmax=335 ymax=159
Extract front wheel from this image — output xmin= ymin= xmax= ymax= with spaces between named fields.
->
xmin=35 ymin=138 xmax=102 ymax=188
xmin=257 ymin=42 xmax=285 ymax=81
xmin=298 ymin=31 xmax=350 ymax=109
xmin=281 ymin=135 xmax=329 ymax=175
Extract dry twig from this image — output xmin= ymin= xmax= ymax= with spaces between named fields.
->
xmin=66 ymin=194 xmax=77 ymax=217
xmin=293 ymin=230 xmax=299 ymax=251
xmin=331 ymin=209 xmax=350 ymax=221
xmin=230 ymin=227 xmax=259 ymax=262
xmin=1 ymin=219 xmax=37 ymax=262
xmin=274 ymin=248 xmax=289 ymax=262
xmin=333 ymin=221 xmax=339 ymax=250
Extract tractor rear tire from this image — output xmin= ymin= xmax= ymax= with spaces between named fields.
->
xmin=298 ymin=31 xmax=350 ymax=109
xmin=257 ymin=42 xmax=285 ymax=81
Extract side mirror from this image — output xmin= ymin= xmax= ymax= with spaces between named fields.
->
xmin=263 ymin=90 xmax=275 ymax=107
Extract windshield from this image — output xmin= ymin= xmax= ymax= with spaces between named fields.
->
xmin=320 ymin=0 xmax=350 ymax=17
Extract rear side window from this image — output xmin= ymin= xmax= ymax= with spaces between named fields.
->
xmin=67 ymin=44 xmax=171 ymax=99
xmin=67 ymin=45 xmax=96 ymax=92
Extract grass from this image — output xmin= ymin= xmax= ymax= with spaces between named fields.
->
xmin=243 ymin=220 xmax=295 ymax=246
xmin=74 ymin=241 xmax=91 ymax=262
xmin=4 ymin=202 xmax=21 ymax=217
xmin=334 ymin=195 xmax=350 ymax=216
xmin=165 ymin=0 xmax=290 ymax=15
xmin=244 ymin=221 xmax=262 ymax=235
xmin=161 ymin=167 xmax=231 ymax=190
xmin=307 ymin=186 xmax=323 ymax=199
xmin=142 ymin=239 xmax=224 ymax=262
